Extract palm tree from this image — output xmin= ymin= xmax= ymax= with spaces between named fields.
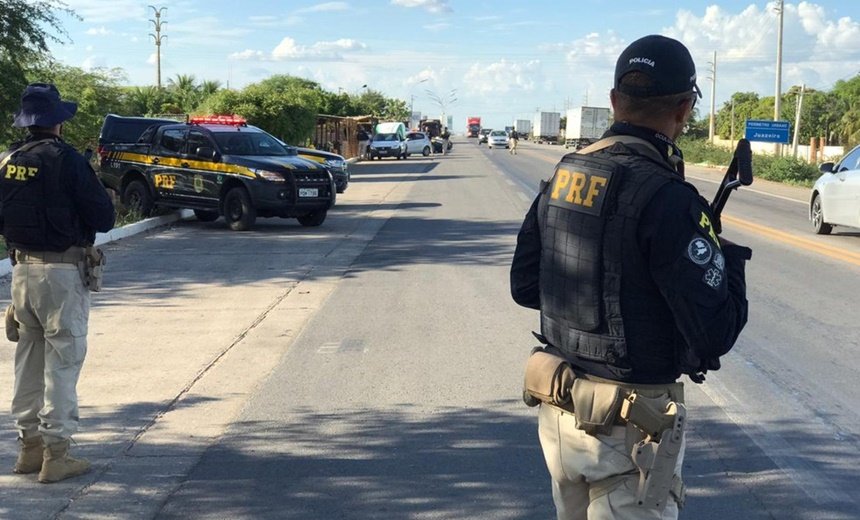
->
xmin=166 ymin=74 xmax=200 ymax=112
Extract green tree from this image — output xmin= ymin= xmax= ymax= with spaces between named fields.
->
xmin=0 ymin=0 xmax=77 ymax=146
xmin=201 ymin=78 xmax=318 ymax=144
xmin=29 ymin=62 xmax=127 ymax=150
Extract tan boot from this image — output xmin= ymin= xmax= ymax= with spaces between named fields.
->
xmin=12 ymin=435 xmax=43 ymax=474
xmin=38 ymin=440 xmax=91 ymax=483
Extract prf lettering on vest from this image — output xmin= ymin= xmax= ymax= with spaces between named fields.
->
xmin=548 ymin=166 xmax=611 ymax=216
xmin=698 ymin=211 xmax=720 ymax=244
xmin=5 ymin=165 xmax=39 ymax=181
xmin=154 ymin=174 xmax=176 ymax=189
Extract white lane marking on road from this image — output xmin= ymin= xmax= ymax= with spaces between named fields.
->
xmin=317 ymin=340 xmax=368 ymax=354
xmin=506 ymin=179 xmax=516 ymax=186
xmin=517 ymin=192 xmax=531 ymax=202
xmin=686 ymin=175 xmax=807 ymax=206
xmin=318 ymin=342 xmax=340 ymax=354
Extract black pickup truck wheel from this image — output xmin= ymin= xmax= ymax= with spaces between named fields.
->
xmin=297 ymin=209 xmax=327 ymax=227
xmin=223 ymin=187 xmax=256 ymax=231
xmin=193 ymin=209 xmax=219 ymax=222
xmin=122 ymin=180 xmax=154 ymax=217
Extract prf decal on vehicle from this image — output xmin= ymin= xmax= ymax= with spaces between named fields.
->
xmin=154 ymin=174 xmax=176 ymax=189
xmin=698 ymin=211 xmax=719 ymax=245
xmin=548 ymin=166 xmax=611 ymax=216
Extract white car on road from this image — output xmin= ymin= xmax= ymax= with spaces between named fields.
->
xmin=487 ymin=130 xmax=509 ymax=149
xmin=810 ymin=145 xmax=860 ymax=234
xmin=405 ymin=131 xmax=433 ymax=156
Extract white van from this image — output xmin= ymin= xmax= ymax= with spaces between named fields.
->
xmin=375 ymin=122 xmax=406 ymax=140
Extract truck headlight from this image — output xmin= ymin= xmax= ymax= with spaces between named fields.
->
xmin=253 ymin=169 xmax=286 ymax=182
xmin=325 ymin=159 xmax=345 ymax=169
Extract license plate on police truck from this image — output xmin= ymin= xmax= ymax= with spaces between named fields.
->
xmin=298 ymin=188 xmax=318 ymax=198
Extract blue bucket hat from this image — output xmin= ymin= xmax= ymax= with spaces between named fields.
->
xmin=12 ymin=83 xmax=78 ymax=128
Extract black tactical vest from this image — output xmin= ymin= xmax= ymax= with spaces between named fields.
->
xmin=0 ymin=138 xmax=83 ymax=252
xmin=537 ymin=138 xmax=679 ymax=377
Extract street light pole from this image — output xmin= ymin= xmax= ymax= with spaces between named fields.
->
xmin=409 ymin=79 xmax=429 ymax=127
xmin=149 ymin=5 xmax=167 ymax=89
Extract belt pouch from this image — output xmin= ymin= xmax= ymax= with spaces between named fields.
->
xmin=523 ymin=349 xmax=575 ymax=407
xmin=5 ymin=304 xmax=19 ymax=342
xmin=571 ymin=378 xmax=624 ymax=436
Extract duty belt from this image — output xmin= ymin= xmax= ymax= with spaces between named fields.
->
xmin=14 ymin=247 xmax=86 ymax=265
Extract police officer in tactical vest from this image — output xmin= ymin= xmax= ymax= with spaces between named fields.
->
xmin=1 ymin=83 xmax=115 ymax=483
xmin=511 ymin=36 xmax=751 ymax=519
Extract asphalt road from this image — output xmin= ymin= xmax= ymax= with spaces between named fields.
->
xmin=2 ymin=138 xmax=858 ymax=519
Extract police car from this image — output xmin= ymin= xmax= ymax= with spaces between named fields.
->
xmin=97 ymin=115 xmax=335 ymax=231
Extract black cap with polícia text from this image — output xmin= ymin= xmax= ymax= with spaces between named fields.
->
xmin=614 ymin=35 xmax=702 ymax=99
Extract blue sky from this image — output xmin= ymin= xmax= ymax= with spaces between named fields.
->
xmin=50 ymin=1 xmax=860 ymax=130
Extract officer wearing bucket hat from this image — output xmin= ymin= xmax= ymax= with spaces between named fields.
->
xmin=511 ymin=36 xmax=751 ymax=519
xmin=0 ymin=83 xmax=114 ymax=483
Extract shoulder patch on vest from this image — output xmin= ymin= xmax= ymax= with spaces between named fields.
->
xmin=547 ymin=165 xmax=612 ymax=216
xmin=687 ymin=236 xmax=712 ymax=265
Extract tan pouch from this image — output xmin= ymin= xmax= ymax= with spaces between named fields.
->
xmin=523 ymin=349 xmax=576 ymax=407
xmin=83 ymin=246 xmax=106 ymax=292
xmin=571 ymin=378 xmax=624 ymax=435
xmin=5 ymin=304 xmax=19 ymax=342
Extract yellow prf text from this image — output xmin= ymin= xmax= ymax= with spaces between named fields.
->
xmin=550 ymin=168 xmax=608 ymax=208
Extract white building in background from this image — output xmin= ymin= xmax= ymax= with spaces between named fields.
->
xmin=409 ymin=111 xmax=422 ymax=130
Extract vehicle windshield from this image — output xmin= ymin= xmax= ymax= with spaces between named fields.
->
xmin=373 ymin=133 xmax=399 ymax=142
xmin=468 ymin=124 xmax=480 ymax=131
xmin=212 ymin=131 xmax=290 ymax=156
xmin=491 ymin=131 xmax=507 ymax=136
xmin=481 ymin=129 xmax=492 ymax=134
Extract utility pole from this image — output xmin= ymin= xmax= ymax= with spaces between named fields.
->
xmin=730 ymin=98 xmax=736 ymax=149
xmin=774 ymin=0 xmax=785 ymax=156
xmin=792 ymin=84 xmax=805 ymax=158
xmin=708 ymin=51 xmax=717 ymax=143
xmin=149 ymin=5 xmax=167 ymax=89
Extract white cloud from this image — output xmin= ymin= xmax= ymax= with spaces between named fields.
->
xmin=423 ymin=22 xmax=450 ymax=32
xmin=81 ymin=55 xmax=107 ymax=70
xmin=463 ymin=59 xmax=543 ymax=95
xmin=231 ymin=37 xmax=368 ymax=62
xmin=296 ymin=2 xmax=350 ymax=13
xmin=63 ymin=0 xmax=146 ymax=23
xmin=85 ymin=26 xmax=112 ymax=36
xmin=146 ymin=53 xmax=158 ymax=65
xmin=229 ymin=49 xmax=267 ymax=61
xmin=391 ymin=0 xmax=452 ymax=14
xmin=663 ymin=2 xmax=860 ymax=105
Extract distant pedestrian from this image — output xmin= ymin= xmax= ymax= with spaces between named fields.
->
xmin=441 ymin=127 xmax=451 ymax=156
xmin=0 ymin=83 xmax=115 ymax=483
xmin=509 ymin=129 xmax=519 ymax=155
xmin=357 ymin=128 xmax=370 ymax=160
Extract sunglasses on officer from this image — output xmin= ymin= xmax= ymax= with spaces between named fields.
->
xmin=685 ymin=84 xmax=703 ymax=111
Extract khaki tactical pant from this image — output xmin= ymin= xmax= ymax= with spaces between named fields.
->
xmin=10 ymin=262 xmax=89 ymax=442
xmin=510 ymin=139 xmax=518 ymax=154
xmin=538 ymin=403 xmax=685 ymax=520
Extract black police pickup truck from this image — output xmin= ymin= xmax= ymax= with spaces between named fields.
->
xmin=97 ymin=114 xmax=335 ymax=231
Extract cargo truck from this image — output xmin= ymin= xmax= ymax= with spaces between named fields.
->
xmin=466 ymin=117 xmax=481 ymax=138
xmin=513 ymin=119 xmax=532 ymax=140
xmin=564 ymin=106 xmax=611 ymax=150
xmin=532 ymin=111 xmax=561 ymax=144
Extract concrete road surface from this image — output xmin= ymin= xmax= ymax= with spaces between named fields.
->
xmin=1 ymin=138 xmax=858 ymax=519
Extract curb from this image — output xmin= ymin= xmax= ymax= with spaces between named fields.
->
xmin=0 ymin=209 xmax=193 ymax=278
